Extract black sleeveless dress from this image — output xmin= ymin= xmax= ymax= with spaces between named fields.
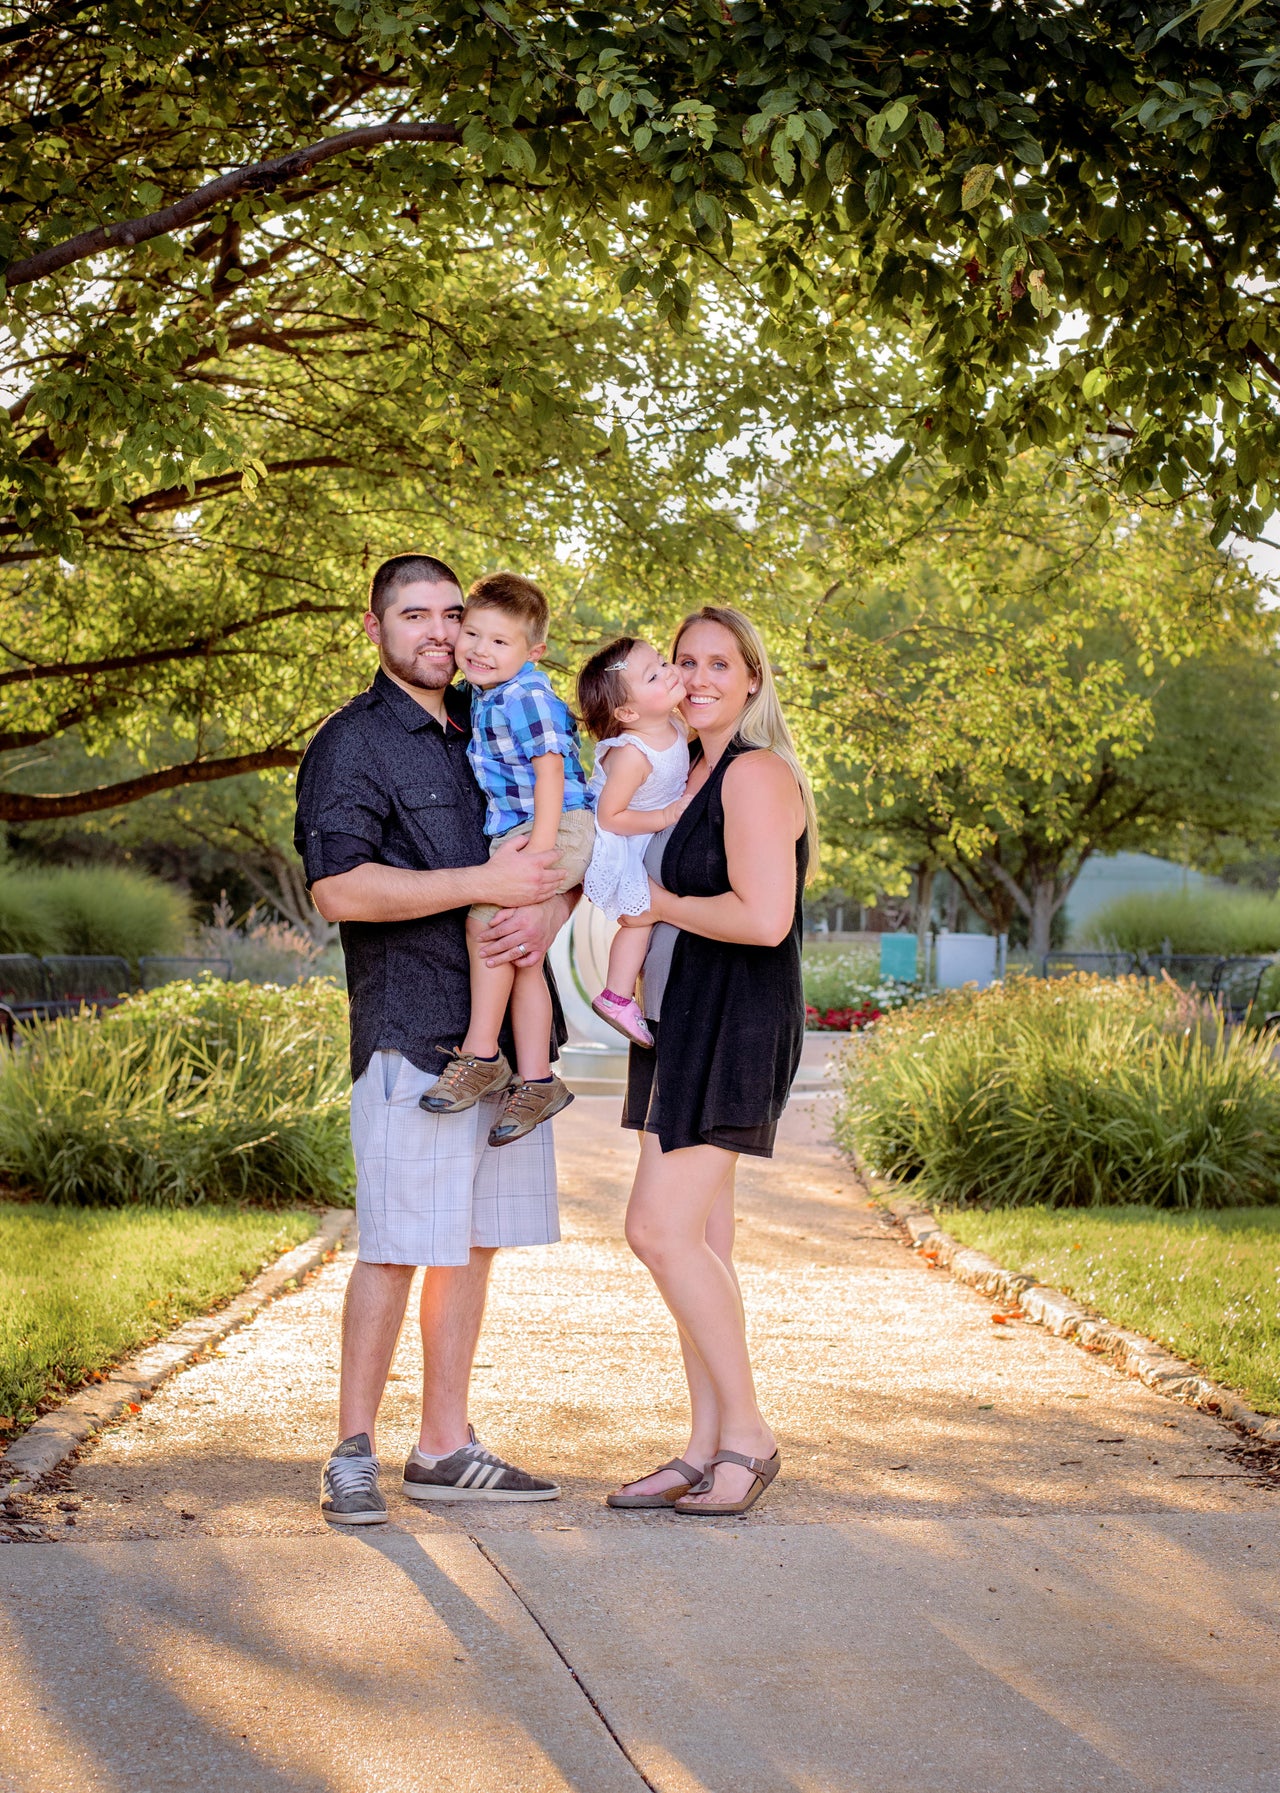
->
xmin=622 ymin=740 xmax=808 ymax=1158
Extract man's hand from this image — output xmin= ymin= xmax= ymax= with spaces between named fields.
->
xmin=479 ymin=834 xmax=562 ymax=910
xmin=476 ymin=892 xmax=574 ymax=967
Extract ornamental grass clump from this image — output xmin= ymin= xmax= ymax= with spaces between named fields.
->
xmin=0 ymin=977 xmax=352 ymax=1207
xmin=834 ymin=973 xmax=1280 ymax=1210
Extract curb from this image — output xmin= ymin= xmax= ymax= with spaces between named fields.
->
xmin=875 ymin=1187 xmax=1280 ymax=1446
xmin=2 ymin=1207 xmax=354 ymax=1496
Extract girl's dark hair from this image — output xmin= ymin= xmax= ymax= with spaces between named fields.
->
xmin=577 ymin=636 xmax=638 ymax=741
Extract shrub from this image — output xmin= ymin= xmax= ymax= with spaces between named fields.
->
xmin=834 ymin=973 xmax=1280 ymax=1209
xmin=0 ymin=976 xmax=352 ymax=1207
xmin=0 ymin=865 xmax=188 ymax=968
xmin=1083 ymin=887 xmax=1280 ymax=956
xmin=0 ymin=877 xmax=59 ymax=955
xmin=197 ymin=902 xmax=326 ymax=985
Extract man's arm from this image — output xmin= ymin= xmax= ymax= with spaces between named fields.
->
xmin=312 ymin=834 xmax=563 ymax=924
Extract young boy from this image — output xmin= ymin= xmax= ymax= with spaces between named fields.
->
xmin=423 ymin=572 xmax=594 ymax=1145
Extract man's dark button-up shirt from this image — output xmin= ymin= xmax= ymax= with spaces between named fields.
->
xmin=294 ymin=670 xmax=563 ymax=1081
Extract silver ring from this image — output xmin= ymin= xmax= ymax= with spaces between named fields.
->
xmin=517 ymin=942 xmax=527 ymax=955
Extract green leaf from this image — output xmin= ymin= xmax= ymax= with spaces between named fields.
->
xmin=961 ymin=164 xmax=997 ymax=210
xmin=1198 ymin=0 xmax=1240 ymax=38
xmin=917 ymin=110 xmax=945 ymax=155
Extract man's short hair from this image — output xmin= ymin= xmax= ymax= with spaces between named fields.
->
xmin=369 ymin=554 xmax=463 ymax=620
xmin=464 ymin=571 xmax=550 ymax=646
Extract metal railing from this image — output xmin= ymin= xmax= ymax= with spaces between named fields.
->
xmin=1039 ymin=950 xmax=1274 ymax=1021
xmin=0 ymin=952 xmax=232 ymax=1025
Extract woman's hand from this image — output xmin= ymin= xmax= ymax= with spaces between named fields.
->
xmin=616 ymin=880 xmax=669 ymax=928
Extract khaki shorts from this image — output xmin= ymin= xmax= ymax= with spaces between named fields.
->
xmin=470 ymin=806 xmax=594 ymax=926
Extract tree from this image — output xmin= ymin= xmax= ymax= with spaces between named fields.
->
xmin=1 ymin=240 xmax=819 ymax=819
xmin=4 ymin=0 xmax=1278 ymax=547
xmin=760 ymin=454 xmax=1280 ymax=959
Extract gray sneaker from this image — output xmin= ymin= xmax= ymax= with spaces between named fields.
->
xmin=402 ymin=1427 xmax=560 ymax=1502
xmin=321 ymin=1432 xmax=388 ymax=1525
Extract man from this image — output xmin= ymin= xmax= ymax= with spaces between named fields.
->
xmin=294 ymin=553 xmax=574 ymax=1524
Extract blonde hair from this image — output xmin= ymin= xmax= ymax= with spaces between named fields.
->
xmin=671 ymin=604 xmax=819 ymax=872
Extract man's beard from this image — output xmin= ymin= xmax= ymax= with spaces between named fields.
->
xmin=382 ymin=642 xmax=456 ymax=691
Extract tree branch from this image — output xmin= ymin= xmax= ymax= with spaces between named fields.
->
xmin=976 ymin=853 xmax=1033 ymax=918
xmin=3 ymin=119 xmax=467 ymax=289
xmin=0 ymin=598 xmax=350 ymax=687
xmin=0 ymin=747 xmax=303 ymax=821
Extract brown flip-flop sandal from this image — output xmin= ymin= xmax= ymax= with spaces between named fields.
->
xmin=606 ymin=1457 xmax=705 ymax=1510
xmin=672 ymin=1448 xmax=781 ymax=1517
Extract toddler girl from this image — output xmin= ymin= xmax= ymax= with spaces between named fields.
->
xmin=577 ymin=636 xmax=690 ymax=1046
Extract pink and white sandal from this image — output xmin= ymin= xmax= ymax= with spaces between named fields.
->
xmin=592 ymin=990 xmax=653 ymax=1048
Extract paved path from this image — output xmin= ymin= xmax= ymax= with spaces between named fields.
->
xmin=2 ymin=1098 xmax=1278 ymax=1791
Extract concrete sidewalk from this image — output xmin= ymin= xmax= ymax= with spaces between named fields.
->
xmin=2 ymin=1098 xmax=1277 ymax=1791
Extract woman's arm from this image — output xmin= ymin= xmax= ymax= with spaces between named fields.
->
xmin=621 ymin=751 xmax=801 ymax=947
xmin=596 ymin=743 xmax=687 ymax=835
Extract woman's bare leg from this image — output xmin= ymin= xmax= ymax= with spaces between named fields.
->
xmin=613 ymin=1154 xmax=736 ymax=1498
xmin=624 ymin=1134 xmax=774 ymax=1506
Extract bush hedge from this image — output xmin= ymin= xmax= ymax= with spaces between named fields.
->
xmin=1083 ymin=887 xmax=1280 ymax=956
xmin=0 ymin=977 xmax=351 ymax=1207
xmin=0 ymin=865 xmax=188 ymax=967
xmin=834 ymin=973 xmax=1280 ymax=1209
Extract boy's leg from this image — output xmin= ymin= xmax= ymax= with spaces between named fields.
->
xmin=489 ymin=966 xmax=573 ymax=1144
xmin=461 ymin=913 xmax=514 ymax=1058
xmin=509 ymin=961 xmax=552 ymax=1080
xmin=423 ymin=915 xmax=517 ymax=1114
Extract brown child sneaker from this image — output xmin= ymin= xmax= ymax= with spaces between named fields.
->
xmin=420 ymin=1048 xmax=513 ymax=1114
xmin=487 ymin=1074 xmax=574 ymax=1146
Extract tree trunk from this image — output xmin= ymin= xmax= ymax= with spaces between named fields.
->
xmin=913 ymin=862 xmax=936 ymax=968
xmin=1027 ymin=878 xmax=1058 ymax=964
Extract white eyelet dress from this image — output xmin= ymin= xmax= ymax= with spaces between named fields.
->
xmin=583 ymin=729 xmax=690 ymax=919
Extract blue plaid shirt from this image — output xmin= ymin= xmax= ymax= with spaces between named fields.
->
xmin=467 ymin=661 xmax=592 ymax=839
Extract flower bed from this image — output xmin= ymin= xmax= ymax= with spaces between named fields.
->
xmin=802 ymin=945 xmax=921 ymax=1031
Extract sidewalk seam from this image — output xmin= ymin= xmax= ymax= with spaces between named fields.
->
xmin=870 ymin=1184 xmax=1280 ymax=1446
xmin=470 ymin=1533 xmax=658 ymax=1792
xmin=2 ymin=1207 xmax=354 ymax=1496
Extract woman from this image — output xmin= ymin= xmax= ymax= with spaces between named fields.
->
xmin=607 ymin=605 xmax=817 ymax=1517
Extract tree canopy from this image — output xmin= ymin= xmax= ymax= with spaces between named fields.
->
xmin=5 ymin=0 xmax=1278 ymax=530
xmin=777 ymin=455 xmax=1280 ymax=955
xmin=3 ymin=0 xmax=1279 ymax=820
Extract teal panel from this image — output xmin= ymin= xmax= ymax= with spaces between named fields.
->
xmin=880 ymin=933 xmax=917 ymax=981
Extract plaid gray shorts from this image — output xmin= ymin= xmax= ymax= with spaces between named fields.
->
xmin=350 ymin=1050 xmax=560 ymax=1266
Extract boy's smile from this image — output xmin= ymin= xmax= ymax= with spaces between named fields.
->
xmin=457 ymin=607 xmax=541 ymax=689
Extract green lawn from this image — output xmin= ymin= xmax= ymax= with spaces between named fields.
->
xmin=0 ymin=1204 xmax=319 ymax=1437
xmin=940 ymin=1205 xmax=1280 ymax=1414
